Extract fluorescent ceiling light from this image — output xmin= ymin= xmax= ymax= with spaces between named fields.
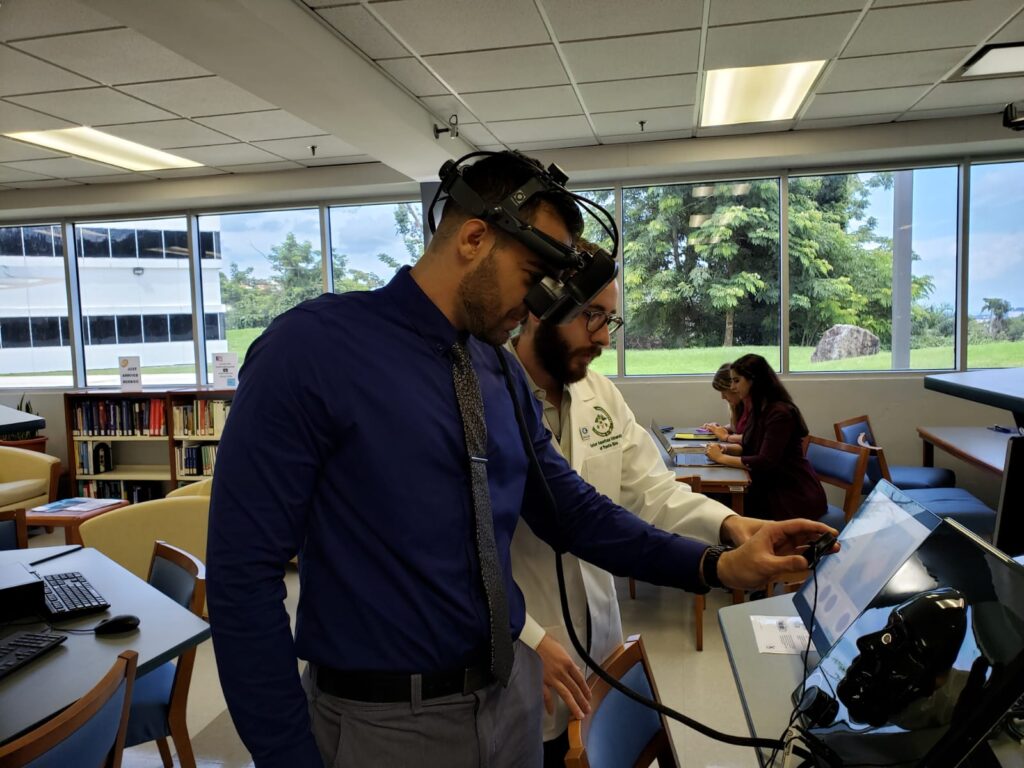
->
xmin=961 ymin=44 xmax=1024 ymax=77
xmin=3 ymin=127 xmax=202 ymax=171
xmin=701 ymin=60 xmax=825 ymax=127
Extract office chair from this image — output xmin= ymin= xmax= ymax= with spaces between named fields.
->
xmin=0 ymin=650 xmax=137 ymax=768
xmin=123 ymin=541 xmax=206 ymax=768
xmin=834 ymin=415 xmax=955 ymax=492
xmin=0 ymin=508 xmax=28 ymax=550
xmin=565 ymin=634 xmax=678 ymax=768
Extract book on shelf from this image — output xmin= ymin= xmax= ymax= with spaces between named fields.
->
xmin=31 ymin=497 xmax=123 ymax=514
xmin=172 ymin=399 xmax=231 ymax=437
xmin=70 ymin=398 xmax=166 ymax=437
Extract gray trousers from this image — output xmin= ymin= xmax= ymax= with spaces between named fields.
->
xmin=303 ymin=641 xmax=543 ymax=768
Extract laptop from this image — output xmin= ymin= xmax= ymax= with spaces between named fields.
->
xmin=650 ymin=420 xmax=718 ymax=467
xmin=794 ymin=480 xmax=942 ymax=655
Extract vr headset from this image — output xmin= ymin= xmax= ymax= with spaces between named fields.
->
xmin=427 ymin=150 xmax=619 ymax=325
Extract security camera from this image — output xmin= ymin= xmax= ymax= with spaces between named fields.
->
xmin=1003 ymin=101 xmax=1024 ymax=131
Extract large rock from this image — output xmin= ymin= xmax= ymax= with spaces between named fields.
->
xmin=811 ymin=324 xmax=880 ymax=362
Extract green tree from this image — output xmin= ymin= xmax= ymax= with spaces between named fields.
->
xmin=982 ymin=297 xmax=1012 ymax=337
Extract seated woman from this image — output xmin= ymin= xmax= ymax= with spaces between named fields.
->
xmin=703 ymin=362 xmax=748 ymax=444
xmin=706 ymin=354 xmax=826 ymax=521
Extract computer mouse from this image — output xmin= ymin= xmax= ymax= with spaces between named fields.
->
xmin=94 ymin=614 xmax=141 ymax=636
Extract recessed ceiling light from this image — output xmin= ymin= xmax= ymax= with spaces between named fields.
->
xmin=3 ymin=127 xmax=202 ymax=171
xmin=701 ymin=61 xmax=825 ymax=127
xmin=960 ymin=43 xmax=1024 ymax=78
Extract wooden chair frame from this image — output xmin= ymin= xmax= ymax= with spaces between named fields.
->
xmin=145 ymin=540 xmax=206 ymax=768
xmin=0 ymin=508 xmax=28 ymax=549
xmin=0 ymin=651 xmax=137 ymax=768
xmin=833 ymin=414 xmax=893 ymax=482
xmin=565 ymin=634 xmax=678 ymax=768
xmin=805 ymin=435 xmax=870 ymax=523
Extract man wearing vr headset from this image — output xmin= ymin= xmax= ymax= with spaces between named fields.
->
xmin=509 ymin=267 xmax=768 ymax=766
xmin=208 ymin=150 xmax=834 ymax=768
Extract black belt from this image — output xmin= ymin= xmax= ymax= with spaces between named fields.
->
xmin=315 ymin=664 xmax=494 ymax=703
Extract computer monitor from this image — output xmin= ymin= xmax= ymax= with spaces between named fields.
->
xmin=795 ymin=518 xmax=1024 ymax=768
xmin=794 ymin=481 xmax=941 ymax=654
xmin=994 ymin=435 xmax=1024 ymax=557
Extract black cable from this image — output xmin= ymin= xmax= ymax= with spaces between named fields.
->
xmin=496 ymin=347 xmax=785 ymax=751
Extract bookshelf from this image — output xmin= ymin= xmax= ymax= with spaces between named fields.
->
xmin=64 ymin=387 xmax=233 ymax=501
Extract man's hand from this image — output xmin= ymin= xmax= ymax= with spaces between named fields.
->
xmin=715 ymin=519 xmax=838 ymax=590
xmin=719 ymin=515 xmax=766 ymax=546
xmin=535 ymin=634 xmax=591 ymax=719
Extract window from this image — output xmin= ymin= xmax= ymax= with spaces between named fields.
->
xmin=328 ymin=201 xmax=420 ymax=294
xmin=200 ymin=207 xmax=321 ymax=371
xmin=789 ymin=168 xmax=958 ymax=372
xmin=76 ymin=217 xmax=196 ymax=385
xmin=0 ymin=223 xmax=73 ymax=386
xmin=169 ymin=314 xmax=193 ymax=342
xmin=621 ymin=179 xmax=781 ymax=375
xmin=204 ymin=312 xmax=224 ymax=341
xmin=79 ymin=227 xmax=110 ymax=258
xmin=575 ymin=188 xmax=617 ymax=377
xmin=968 ymin=161 xmax=1024 ymax=369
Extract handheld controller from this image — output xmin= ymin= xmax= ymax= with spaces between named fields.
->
xmin=803 ymin=533 xmax=838 ymax=568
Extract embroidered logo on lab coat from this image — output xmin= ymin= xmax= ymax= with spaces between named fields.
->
xmin=592 ymin=406 xmax=614 ymax=437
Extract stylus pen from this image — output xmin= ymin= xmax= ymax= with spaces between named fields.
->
xmin=28 ymin=545 xmax=83 ymax=567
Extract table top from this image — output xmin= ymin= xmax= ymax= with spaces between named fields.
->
xmin=0 ymin=403 xmax=45 ymax=438
xmin=0 ymin=546 xmax=211 ymax=745
xmin=24 ymin=500 xmax=129 ymax=526
xmin=649 ymin=427 xmax=751 ymax=489
xmin=924 ymin=369 xmax=1024 ymax=425
xmin=917 ymin=425 xmax=1012 ymax=474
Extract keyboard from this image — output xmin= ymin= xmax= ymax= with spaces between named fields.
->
xmin=0 ymin=631 xmax=67 ymax=680
xmin=42 ymin=572 xmax=110 ymax=619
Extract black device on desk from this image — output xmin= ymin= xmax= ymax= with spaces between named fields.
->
xmin=41 ymin=571 xmax=110 ymax=619
xmin=0 ymin=631 xmax=67 ymax=681
xmin=792 ymin=517 xmax=1024 ymax=767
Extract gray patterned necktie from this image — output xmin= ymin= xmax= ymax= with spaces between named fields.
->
xmin=451 ymin=340 xmax=514 ymax=686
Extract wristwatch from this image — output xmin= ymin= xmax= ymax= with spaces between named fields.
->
xmin=701 ymin=545 xmax=731 ymax=590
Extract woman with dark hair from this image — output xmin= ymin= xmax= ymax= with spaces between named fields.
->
xmin=703 ymin=362 xmax=747 ymax=444
xmin=706 ymin=354 xmax=826 ymax=521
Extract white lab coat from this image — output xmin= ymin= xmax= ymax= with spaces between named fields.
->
xmin=510 ymin=362 xmax=735 ymax=740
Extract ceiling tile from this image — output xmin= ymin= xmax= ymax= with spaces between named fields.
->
xmin=425 ymin=46 xmax=568 ymax=92
xmin=0 ymin=166 xmax=53 ymax=183
xmin=8 ymin=87 xmax=175 ymax=126
xmin=454 ymin=122 xmax=500 ymax=146
xmin=2 ymin=178 xmax=83 ymax=188
xmin=371 ymin=0 xmax=548 ymax=56
xmin=844 ymin=1 xmax=1023 ymax=57
xmin=11 ymin=28 xmax=210 ymax=85
xmin=77 ymin=173 xmax=153 ymax=184
xmin=543 ymin=0 xmax=702 ymax=40
xmin=709 ymin=0 xmax=864 ymax=26
xmin=564 ymin=31 xmax=701 ymax=83
xmin=0 ymin=45 xmax=96 ymax=96
xmin=488 ymin=114 xmax=593 ymax=143
xmin=796 ymin=113 xmax=901 ymax=130
xmin=508 ymin=137 xmax=600 ymax=152
xmin=419 ymin=95 xmax=478 ymax=126
xmin=172 ymin=143 xmax=284 ymax=167
xmin=316 ymin=5 xmax=409 ymax=59
xmin=592 ymin=105 xmax=693 ymax=136
xmin=914 ymin=77 xmax=1024 ymax=110
xmin=463 ymin=85 xmax=581 ymax=122
xmin=704 ymin=13 xmax=860 ymax=69
xmin=303 ymin=154 xmax=375 ymax=167
xmin=195 ymin=110 xmax=325 ymax=142
xmin=379 ymin=58 xmax=449 ymax=96
xmin=0 ymin=136 xmax=64 ymax=162
xmin=821 ymin=48 xmax=973 ymax=92
xmin=252 ymin=135 xmax=363 ymax=160
xmin=118 ymin=77 xmax=274 ymax=118
xmin=6 ymin=156 xmax=125 ymax=178
xmin=146 ymin=166 xmax=226 ymax=179
xmin=602 ymin=128 xmax=691 ymax=144
xmin=0 ymin=100 xmax=73 ymax=133
xmin=100 ymin=119 xmax=235 ymax=149
xmin=803 ymin=85 xmax=930 ymax=119
xmin=0 ymin=0 xmax=119 ymax=41
xmin=223 ymin=161 xmax=305 ymax=173
xmin=898 ymin=104 xmax=1002 ymax=121
xmin=579 ymin=74 xmax=697 ymax=112
xmin=993 ymin=10 xmax=1024 ymax=43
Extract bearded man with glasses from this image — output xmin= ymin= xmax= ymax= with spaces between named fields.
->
xmin=509 ymin=245 xmax=768 ymax=767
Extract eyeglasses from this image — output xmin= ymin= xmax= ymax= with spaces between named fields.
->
xmin=581 ymin=309 xmax=624 ymax=335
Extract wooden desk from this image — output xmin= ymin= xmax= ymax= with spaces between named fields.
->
xmin=649 ymin=427 xmax=751 ymax=513
xmin=24 ymin=500 xmax=130 ymax=545
xmin=925 ymin=368 xmax=1024 ymax=428
xmin=917 ymin=426 xmax=1011 ymax=475
xmin=0 ymin=546 xmax=210 ymax=745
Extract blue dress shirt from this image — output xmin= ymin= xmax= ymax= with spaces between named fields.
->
xmin=207 ymin=266 xmax=707 ymax=766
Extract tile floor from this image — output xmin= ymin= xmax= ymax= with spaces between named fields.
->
xmin=25 ymin=530 xmax=760 ymax=767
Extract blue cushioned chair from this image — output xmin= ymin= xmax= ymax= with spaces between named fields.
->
xmin=834 ymin=415 xmax=955 ymax=492
xmin=804 ymin=435 xmax=871 ymax=531
xmin=0 ymin=508 xmax=28 ymax=550
xmin=124 ymin=541 xmax=205 ymax=768
xmin=0 ymin=650 xmax=137 ymax=768
xmin=566 ymin=634 xmax=677 ymax=768
xmin=902 ymin=487 xmax=997 ymax=536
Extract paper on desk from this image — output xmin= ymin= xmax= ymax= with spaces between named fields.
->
xmin=750 ymin=615 xmax=809 ymax=654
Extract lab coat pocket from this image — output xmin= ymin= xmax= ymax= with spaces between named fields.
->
xmin=580 ymin=450 xmax=623 ymax=502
